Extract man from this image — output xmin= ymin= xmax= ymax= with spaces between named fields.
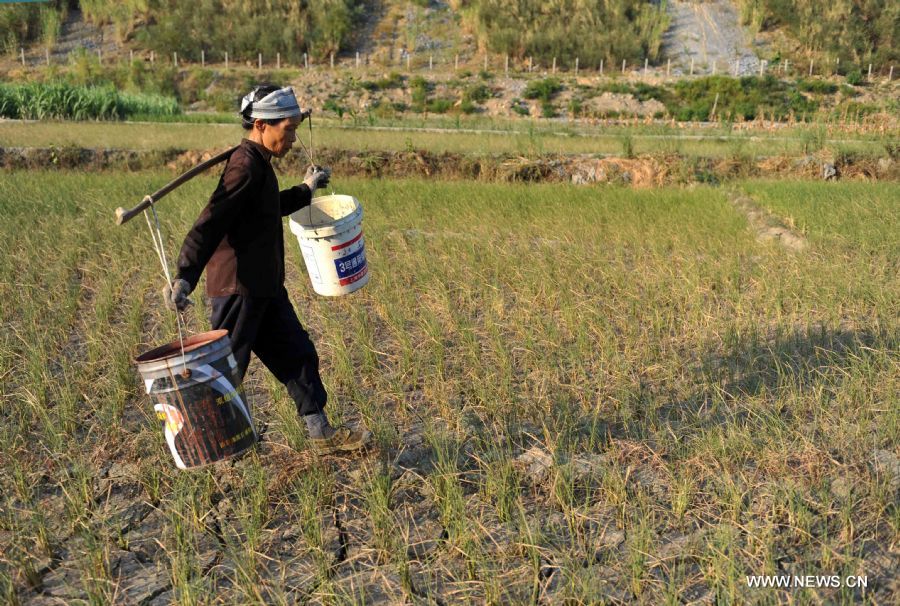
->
xmin=164 ymin=84 xmax=371 ymax=455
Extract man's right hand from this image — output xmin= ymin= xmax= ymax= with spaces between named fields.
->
xmin=163 ymin=279 xmax=193 ymax=312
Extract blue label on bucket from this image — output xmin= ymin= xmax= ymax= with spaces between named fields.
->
xmin=334 ymin=248 xmax=367 ymax=281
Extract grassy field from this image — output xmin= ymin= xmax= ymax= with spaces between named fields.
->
xmin=0 ymin=119 xmax=892 ymax=158
xmin=0 ymin=172 xmax=897 ymax=604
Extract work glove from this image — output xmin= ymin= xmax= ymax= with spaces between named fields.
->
xmin=163 ymin=279 xmax=193 ymax=312
xmin=304 ymin=165 xmax=331 ymax=191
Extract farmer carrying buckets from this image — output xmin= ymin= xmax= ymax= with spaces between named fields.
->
xmin=124 ymin=85 xmax=372 ymax=469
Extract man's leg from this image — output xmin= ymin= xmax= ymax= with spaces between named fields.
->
xmin=252 ymin=287 xmax=370 ymax=453
xmin=209 ymin=294 xmax=270 ymax=382
xmin=250 ymin=289 xmax=326 ymax=415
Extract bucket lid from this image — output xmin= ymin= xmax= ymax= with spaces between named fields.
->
xmin=135 ymin=329 xmax=230 ymax=364
xmin=289 ymin=194 xmax=362 ymax=238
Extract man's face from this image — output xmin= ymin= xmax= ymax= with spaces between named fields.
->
xmin=260 ymin=115 xmax=301 ymax=157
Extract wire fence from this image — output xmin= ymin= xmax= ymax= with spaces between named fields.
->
xmin=15 ymin=45 xmax=898 ymax=84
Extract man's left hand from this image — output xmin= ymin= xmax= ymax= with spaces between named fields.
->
xmin=304 ymin=165 xmax=331 ymax=190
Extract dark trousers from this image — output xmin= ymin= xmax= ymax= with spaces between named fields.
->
xmin=210 ymin=286 xmax=327 ymax=416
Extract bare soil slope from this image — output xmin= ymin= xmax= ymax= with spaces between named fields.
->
xmin=662 ymin=0 xmax=763 ymax=75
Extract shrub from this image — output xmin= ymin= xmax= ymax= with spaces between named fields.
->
xmin=523 ymin=77 xmax=562 ymax=101
xmin=845 ymin=70 xmax=863 ymax=86
xmin=377 ymin=72 xmax=405 ymax=89
xmin=798 ymin=79 xmax=838 ymax=94
xmin=427 ymin=98 xmax=454 ymax=114
xmin=620 ymin=133 xmax=634 ymax=158
xmin=599 ymin=82 xmax=633 ymax=95
xmin=410 ymin=76 xmax=430 ymax=111
xmin=323 ymin=97 xmax=347 ymax=119
xmin=670 ymin=75 xmax=819 ymax=121
xmin=568 ymin=98 xmax=583 ymax=117
xmin=361 ymin=72 xmax=405 ymax=91
xmin=463 ymin=83 xmax=492 ymax=104
xmin=460 ymin=98 xmax=477 ymax=114
xmin=511 ymin=99 xmax=529 ymax=116
xmin=540 ymin=100 xmax=556 ymax=118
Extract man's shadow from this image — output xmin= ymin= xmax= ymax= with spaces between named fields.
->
xmin=655 ymin=324 xmax=889 ymax=433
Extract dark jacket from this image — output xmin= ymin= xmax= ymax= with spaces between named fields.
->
xmin=176 ymin=139 xmax=313 ymax=297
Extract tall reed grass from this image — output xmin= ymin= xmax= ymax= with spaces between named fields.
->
xmin=0 ymin=82 xmax=179 ymax=121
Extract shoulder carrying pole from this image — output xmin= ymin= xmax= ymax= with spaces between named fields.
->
xmin=114 ymin=145 xmax=239 ymax=225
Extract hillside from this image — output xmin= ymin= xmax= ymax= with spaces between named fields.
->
xmin=1 ymin=2 xmax=896 ymax=126
xmin=3 ymin=1 xmax=896 ymax=70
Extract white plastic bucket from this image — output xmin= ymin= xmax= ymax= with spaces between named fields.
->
xmin=289 ymin=194 xmax=369 ymax=297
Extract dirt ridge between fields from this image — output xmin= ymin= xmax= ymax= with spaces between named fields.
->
xmin=1 ymin=145 xmax=896 ymax=186
xmin=728 ymin=192 xmax=808 ymax=251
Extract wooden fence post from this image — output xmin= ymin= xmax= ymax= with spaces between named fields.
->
xmin=552 ymin=57 xmax=556 ymax=74
xmin=277 ymin=52 xmax=280 ymax=69
xmin=575 ymin=57 xmax=579 ymax=76
xmin=621 ymin=59 xmax=626 ymax=74
xmin=258 ymin=53 xmax=262 ymax=70
xmin=599 ymin=59 xmax=603 ymax=75
xmin=224 ymin=52 xmax=228 ymax=70
xmin=690 ymin=57 xmax=694 ymax=75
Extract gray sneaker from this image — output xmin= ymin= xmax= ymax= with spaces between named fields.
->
xmin=309 ymin=425 xmax=373 ymax=455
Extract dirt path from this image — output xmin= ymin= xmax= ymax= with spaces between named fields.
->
xmin=662 ymin=0 xmax=761 ymax=76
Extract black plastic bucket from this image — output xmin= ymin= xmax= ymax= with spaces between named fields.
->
xmin=135 ymin=330 xmax=256 ymax=469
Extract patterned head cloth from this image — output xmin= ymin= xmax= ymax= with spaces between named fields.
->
xmin=240 ymin=86 xmax=302 ymax=120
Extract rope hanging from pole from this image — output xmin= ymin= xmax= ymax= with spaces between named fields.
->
xmin=143 ymin=201 xmax=189 ymax=376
